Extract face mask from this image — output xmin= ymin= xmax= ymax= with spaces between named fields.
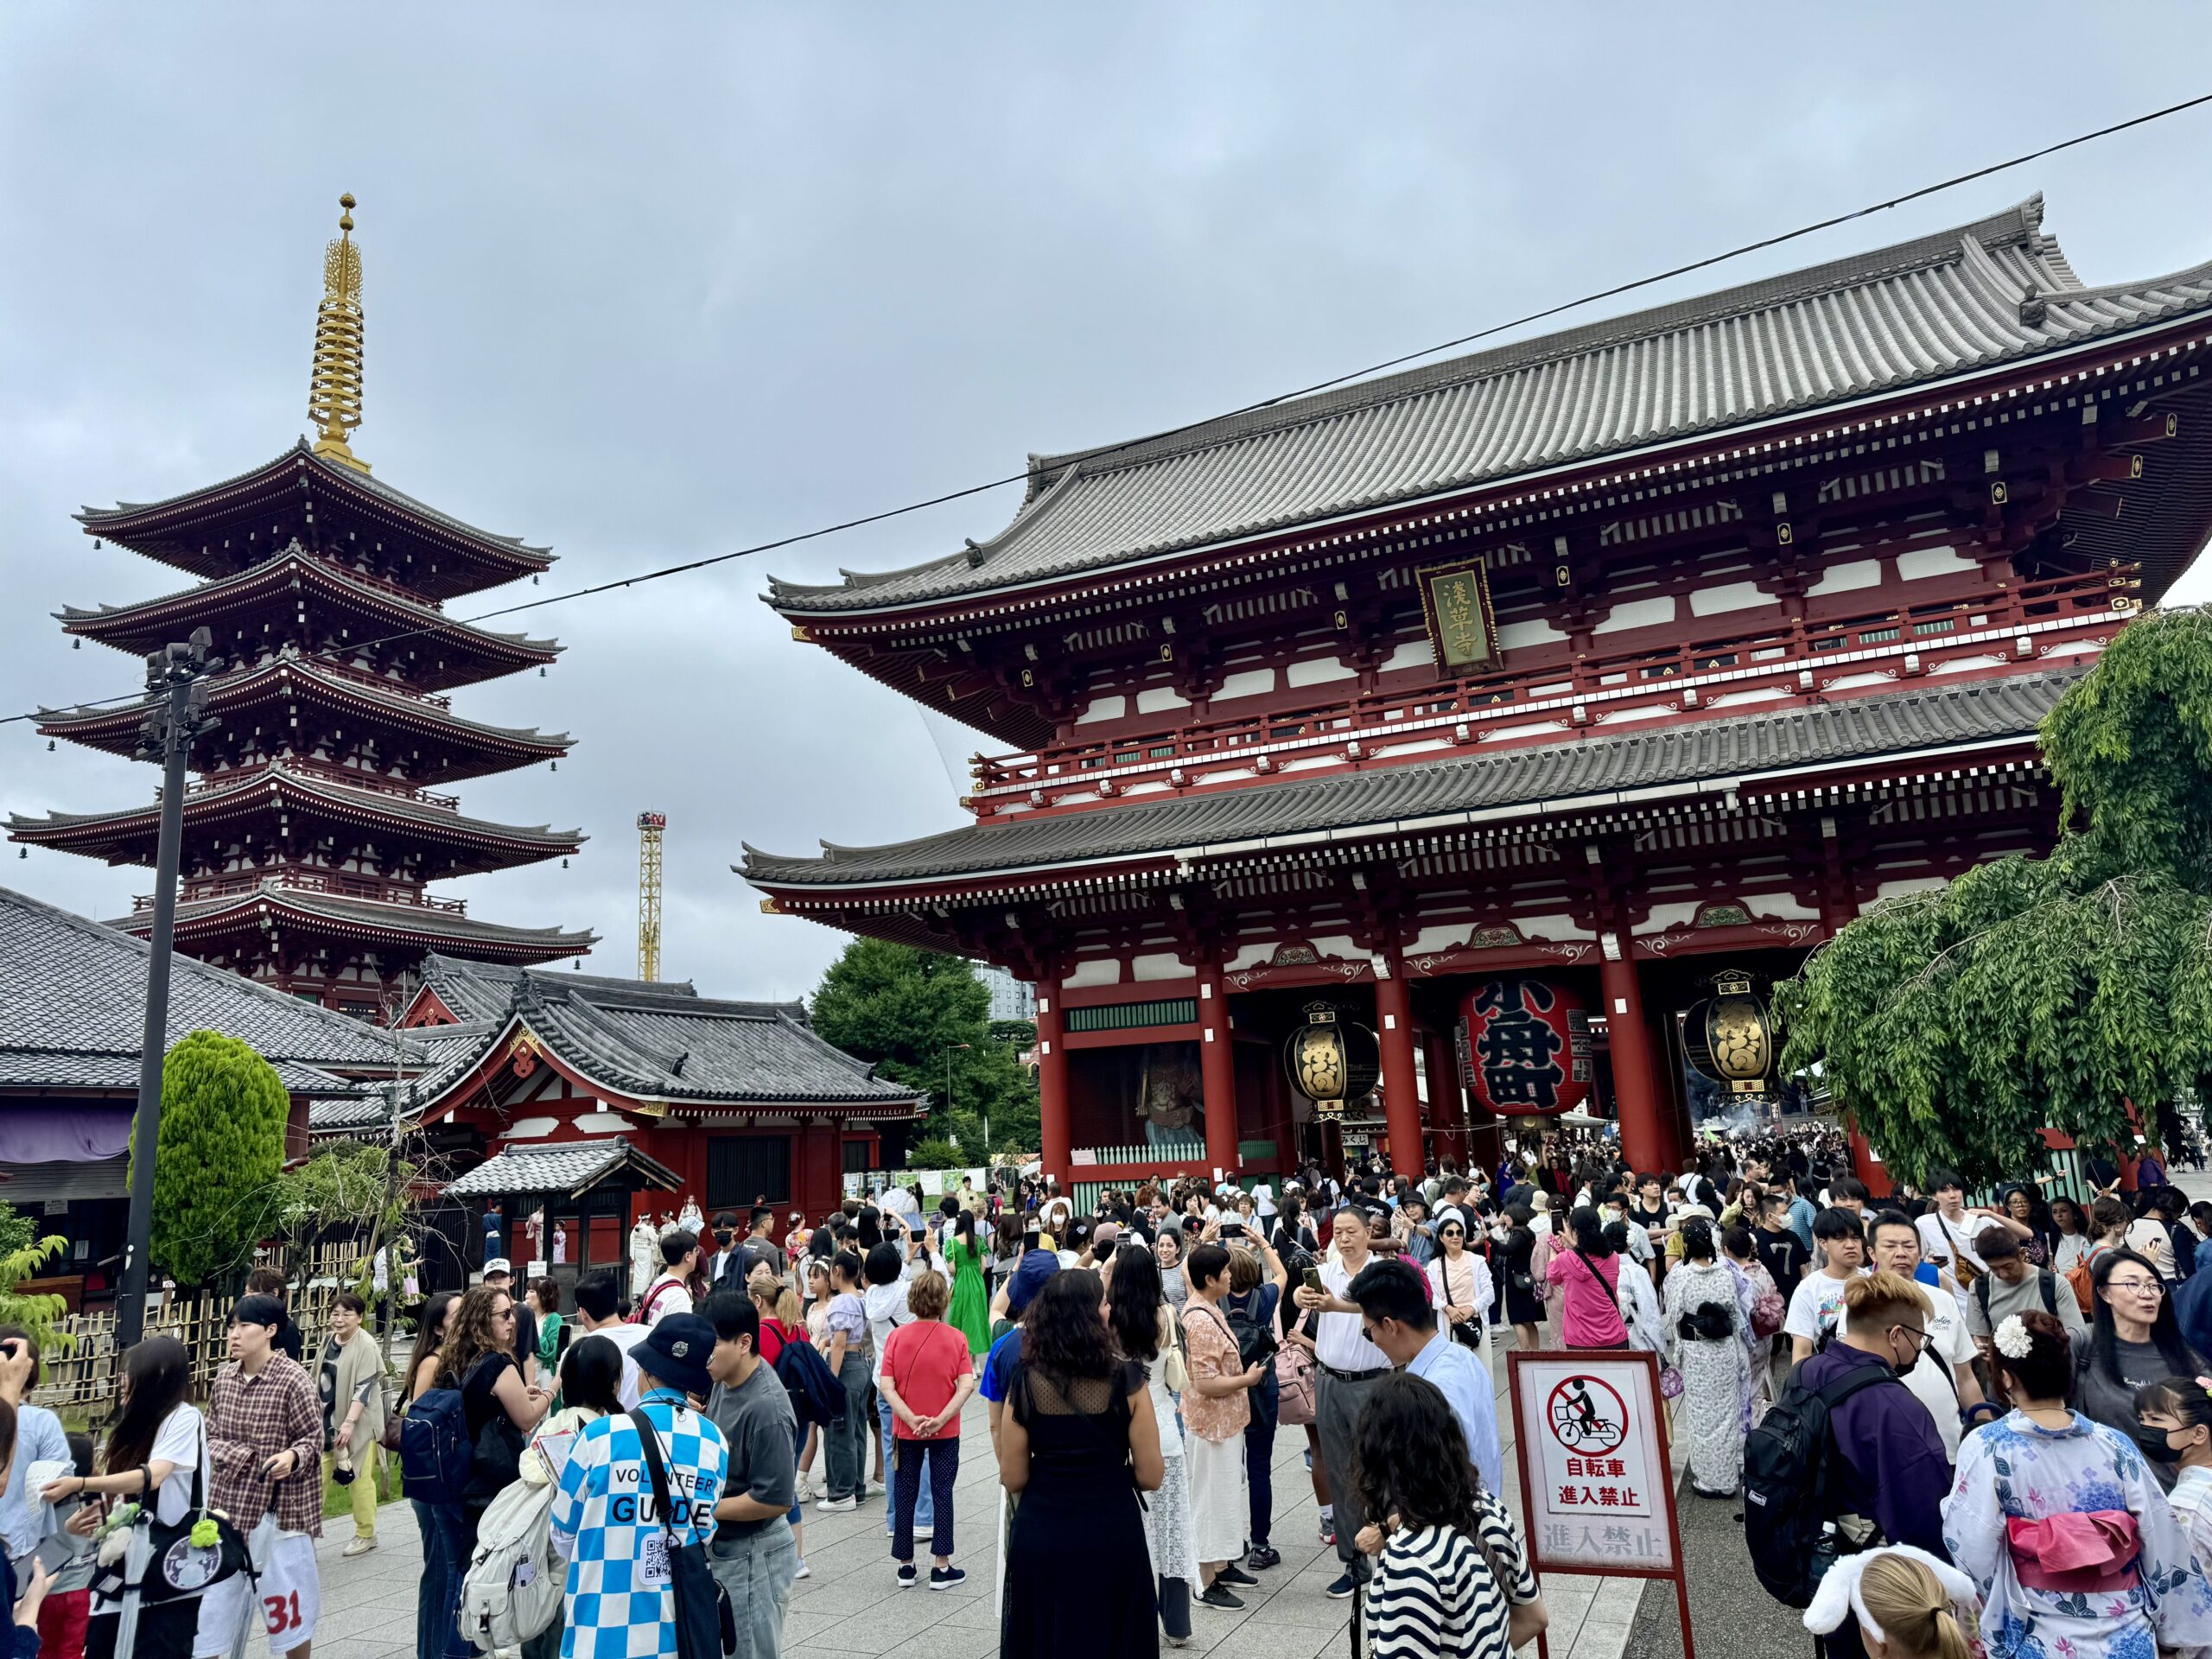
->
xmin=2134 ymin=1423 xmax=2181 ymax=1460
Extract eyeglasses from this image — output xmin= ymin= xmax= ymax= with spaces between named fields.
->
xmin=2107 ymin=1277 xmax=2164 ymax=1296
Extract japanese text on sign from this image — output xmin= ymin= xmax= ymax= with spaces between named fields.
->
xmin=1511 ymin=1354 xmax=1675 ymax=1574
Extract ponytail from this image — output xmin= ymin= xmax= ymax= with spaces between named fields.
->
xmin=1857 ymin=1554 xmax=1973 ymax=1659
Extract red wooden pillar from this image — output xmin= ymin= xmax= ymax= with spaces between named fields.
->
xmin=1198 ymin=961 xmax=1241 ymax=1179
xmin=1421 ymin=1028 xmax=1468 ymax=1166
xmin=1375 ymin=961 xmax=1424 ymax=1177
xmin=1601 ymin=938 xmax=1676 ymax=1175
xmin=1036 ymin=979 xmax=1071 ymax=1192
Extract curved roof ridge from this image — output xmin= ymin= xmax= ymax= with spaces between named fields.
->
xmin=55 ymin=543 xmax=564 ymax=656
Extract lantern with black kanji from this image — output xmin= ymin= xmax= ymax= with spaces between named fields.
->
xmin=1457 ymin=978 xmax=1592 ymax=1117
xmin=1282 ymin=1001 xmax=1380 ymax=1122
xmin=1682 ymin=968 xmax=1773 ymax=1094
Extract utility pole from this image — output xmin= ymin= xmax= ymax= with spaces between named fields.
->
xmin=114 ymin=628 xmax=222 ymax=1351
xmin=944 ymin=1042 xmax=971 ymax=1150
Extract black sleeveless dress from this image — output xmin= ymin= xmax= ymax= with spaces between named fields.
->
xmin=1001 ymin=1358 xmax=1157 ymax=1657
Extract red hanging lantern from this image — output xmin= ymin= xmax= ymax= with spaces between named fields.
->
xmin=1457 ymin=978 xmax=1592 ymax=1117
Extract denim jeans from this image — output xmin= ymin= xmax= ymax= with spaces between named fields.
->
xmin=824 ymin=1351 xmax=874 ymax=1499
xmin=709 ymin=1525 xmax=798 ymax=1659
xmin=410 ymin=1498 xmax=469 ymax=1659
xmin=1243 ymin=1369 xmax=1280 ymax=1549
xmin=878 ymin=1391 xmax=933 ymax=1535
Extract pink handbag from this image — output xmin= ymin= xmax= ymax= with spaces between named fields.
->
xmin=1274 ymin=1339 xmax=1317 ymax=1426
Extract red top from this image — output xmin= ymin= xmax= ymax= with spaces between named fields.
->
xmin=757 ymin=1317 xmax=795 ymax=1366
xmin=880 ymin=1319 xmax=974 ymax=1440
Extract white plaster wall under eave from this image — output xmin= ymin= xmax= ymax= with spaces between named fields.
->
xmin=1135 ymin=685 xmax=1192 ymax=714
xmin=1895 ymin=545 xmax=1979 ymax=581
xmin=1745 ymin=893 xmax=1822 ymax=921
xmin=1593 ymin=596 xmax=1679 ymax=634
xmin=1808 ymin=558 xmax=1884 ymax=596
xmin=1211 ymin=669 xmax=1276 ymax=702
xmin=571 ymin=1111 xmax=637 ymax=1135
xmin=1286 ymin=656 xmax=1358 ymax=688
xmin=1379 ymin=639 xmax=1437 ymax=673
xmin=1688 ymin=581 xmax=1770 ymax=617
xmin=1074 ymin=696 xmax=1128 ymax=725
xmin=1066 ymin=958 xmax=1123 ymax=988
xmin=502 ymin=1116 xmax=560 ymax=1139
xmin=1875 ymin=876 xmax=1949 ymax=901
xmin=1226 ymin=941 xmax=1276 ymax=970
xmin=1130 ymin=952 xmax=1188 ymax=981
xmin=1496 ymin=617 xmax=1567 ymax=651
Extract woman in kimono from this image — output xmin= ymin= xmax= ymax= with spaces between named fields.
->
xmin=1942 ymin=1310 xmax=2212 ymax=1659
xmin=1661 ymin=1218 xmax=1748 ymax=1497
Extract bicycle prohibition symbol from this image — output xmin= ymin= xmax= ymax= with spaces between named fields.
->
xmin=1546 ymin=1374 xmax=1626 ymax=1455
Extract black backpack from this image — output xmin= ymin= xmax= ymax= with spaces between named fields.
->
xmin=1741 ymin=1363 xmax=1899 ymax=1607
xmin=1223 ymin=1288 xmax=1279 ymax=1370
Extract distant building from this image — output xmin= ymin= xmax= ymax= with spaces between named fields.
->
xmin=978 ymin=965 xmax=1035 ymax=1022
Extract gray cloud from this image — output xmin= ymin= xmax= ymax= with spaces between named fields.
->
xmin=4 ymin=2 xmax=2209 ymax=1000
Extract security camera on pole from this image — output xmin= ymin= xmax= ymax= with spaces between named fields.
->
xmin=114 ymin=626 xmax=223 ymax=1351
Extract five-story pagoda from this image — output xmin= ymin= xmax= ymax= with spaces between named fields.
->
xmin=9 ymin=196 xmax=595 ymax=1013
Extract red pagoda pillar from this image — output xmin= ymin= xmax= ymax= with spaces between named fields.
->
xmin=1375 ymin=961 xmax=1424 ymax=1177
xmin=1198 ymin=962 xmax=1240 ymax=1180
xmin=1421 ymin=1028 xmax=1468 ymax=1166
xmin=1037 ymin=979 xmax=1072 ymax=1191
xmin=1601 ymin=938 xmax=1676 ymax=1175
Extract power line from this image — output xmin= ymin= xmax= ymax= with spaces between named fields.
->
xmin=9 ymin=86 xmax=2212 ymax=735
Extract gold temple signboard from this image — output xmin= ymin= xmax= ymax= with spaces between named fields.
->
xmin=1417 ymin=557 xmax=1498 ymax=671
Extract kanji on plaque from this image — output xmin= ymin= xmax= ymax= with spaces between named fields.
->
xmin=1458 ymin=978 xmax=1592 ymax=1117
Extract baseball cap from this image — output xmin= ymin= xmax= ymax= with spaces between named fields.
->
xmin=634 ymin=1312 xmax=715 ymax=1399
xmin=483 ymin=1257 xmax=513 ymax=1278
xmin=1006 ymin=1249 xmax=1061 ymax=1316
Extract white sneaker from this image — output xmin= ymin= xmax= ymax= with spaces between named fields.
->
xmin=341 ymin=1537 xmax=377 ymax=1559
xmin=793 ymin=1559 xmax=810 ymax=1581
xmin=817 ymin=1495 xmax=857 ymax=1513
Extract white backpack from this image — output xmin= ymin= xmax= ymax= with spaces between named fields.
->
xmin=457 ymin=1473 xmax=563 ymax=1649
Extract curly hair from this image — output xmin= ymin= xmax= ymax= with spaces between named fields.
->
xmin=435 ymin=1284 xmax=515 ymax=1385
xmin=1022 ymin=1268 xmax=1116 ymax=1380
xmin=1105 ymin=1245 xmax=1163 ymax=1363
xmin=1352 ymin=1371 xmax=1480 ymax=1533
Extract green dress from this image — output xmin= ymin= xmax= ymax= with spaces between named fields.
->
xmin=948 ymin=1235 xmax=990 ymax=1355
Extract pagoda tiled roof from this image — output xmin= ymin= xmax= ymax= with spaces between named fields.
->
xmin=57 ymin=545 xmax=561 ymax=690
xmin=0 ymin=881 xmax=416 ymax=1094
xmin=146 ymin=885 xmax=597 ymax=961
xmin=7 ymin=763 xmax=584 ymax=863
xmin=410 ymin=956 xmax=926 ymax=1109
xmin=740 ymin=668 xmax=2080 ymax=890
xmin=766 ymin=198 xmax=2212 ymax=616
xmin=35 ymin=654 xmax=573 ymax=784
xmin=442 ymin=1138 xmax=683 ymax=1200
xmin=79 ymin=440 xmax=554 ymax=596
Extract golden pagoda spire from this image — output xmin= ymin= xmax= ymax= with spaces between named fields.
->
xmin=308 ymin=193 xmax=369 ymax=472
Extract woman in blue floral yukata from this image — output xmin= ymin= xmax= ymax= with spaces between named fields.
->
xmin=1941 ymin=1309 xmax=2212 ymax=1659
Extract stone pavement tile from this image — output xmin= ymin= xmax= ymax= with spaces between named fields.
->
xmin=806 ymin=1609 xmax=946 ymax=1655
xmin=934 ymin=1593 xmax=1001 ymax=1630
xmin=882 ymin=1625 xmax=1005 ymax=1659
xmin=309 ymin=1640 xmax=414 ymax=1659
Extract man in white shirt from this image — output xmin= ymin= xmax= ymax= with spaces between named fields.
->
xmin=1291 ymin=1205 xmax=1440 ymax=1602
xmin=639 ymin=1229 xmax=702 ymax=1326
xmin=1865 ymin=1212 xmax=1983 ymax=1462
xmin=1915 ymin=1170 xmax=2029 ymax=1280
xmin=572 ymin=1276 xmax=648 ymax=1409
xmin=1786 ymin=1209 xmax=1869 ymax=1362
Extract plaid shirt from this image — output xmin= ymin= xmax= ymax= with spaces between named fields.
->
xmin=206 ymin=1352 xmax=324 ymax=1536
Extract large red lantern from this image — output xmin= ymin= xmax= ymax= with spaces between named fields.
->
xmin=1457 ymin=979 xmax=1592 ymax=1117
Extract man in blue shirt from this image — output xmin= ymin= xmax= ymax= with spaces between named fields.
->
xmin=1784 ymin=1176 xmax=1820 ymax=1254
xmin=1344 ymin=1259 xmax=1502 ymax=1497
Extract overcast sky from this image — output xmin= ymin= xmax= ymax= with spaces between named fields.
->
xmin=3 ymin=4 xmax=2209 ymax=1002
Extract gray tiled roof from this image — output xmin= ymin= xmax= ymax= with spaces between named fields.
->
xmin=741 ymin=669 xmax=2078 ymax=887
xmin=442 ymin=1138 xmax=682 ymax=1199
xmin=412 ymin=958 xmax=925 ymax=1109
xmin=0 ymin=882 xmax=417 ymax=1087
xmin=1 ymin=1051 xmax=369 ymax=1096
xmin=768 ymin=199 xmax=2212 ymax=614
xmin=309 ymin=1020 xmax=500 ymax=1132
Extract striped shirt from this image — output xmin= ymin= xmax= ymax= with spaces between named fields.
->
xmin=1363 ymin=1501 xmax=1538 ymax=1659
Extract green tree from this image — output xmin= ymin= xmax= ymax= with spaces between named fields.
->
xmin=0 ymin=1202 xmax=35 ymax=1262
xmin=137 ymin=1029 xmax=291 ymax=1287
xmin=0 ymin=1229 xmax=69 ymax=1349
xmin=1775 ymin=609 xmax=2212 ymax=1191
xmin=810 ymin=940 xmax=1039 ymax=1157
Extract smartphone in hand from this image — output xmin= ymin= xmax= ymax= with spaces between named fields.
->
xmin=1300 ymin=1267 xmax=1325 ymax=1296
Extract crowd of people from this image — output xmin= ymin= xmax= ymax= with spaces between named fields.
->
xmin=4 ymin=1125 xmax=2211 ymax=1659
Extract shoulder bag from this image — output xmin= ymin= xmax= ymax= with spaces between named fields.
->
xmin=1442 ymin=1255 xmax=1483 ymax=1350
xmin=629 ymin=1408 xmax=734 ymax=1659
xmin=105 ymin=1420 xmax=251 ymax=1606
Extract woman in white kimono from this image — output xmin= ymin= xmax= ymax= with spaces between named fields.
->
xmin=1661 ymin=1217 xmax=1748 ymax=1497
xmin=1943 ymin=1310 xmax=2212 ymax=1659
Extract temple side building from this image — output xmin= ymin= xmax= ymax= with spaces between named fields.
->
xmin=741 ymin=198 xmax=2211 ymax=1200
xmin=9 ymin=197 xmax=594 ymax=1011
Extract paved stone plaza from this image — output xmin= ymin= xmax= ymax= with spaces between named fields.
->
xmin=308 ymin=1337 xmax=1654 ymax=1659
